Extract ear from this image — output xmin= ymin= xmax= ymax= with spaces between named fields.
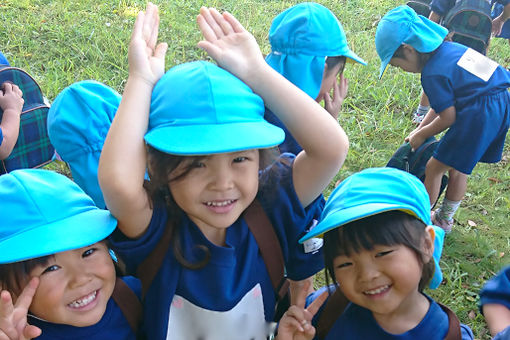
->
xmin=422 ymin=226 xmax=435 ymax=263
xmin=402 ymin=44 xmax=418 ymax=57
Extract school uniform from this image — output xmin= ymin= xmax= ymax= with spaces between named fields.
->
xmin=308 ymin=286 xmax=474 ymax=339
xmin=421 ymin=41 xmax=510 ymax=174
xmin=29 ymin=276 xmax=141 ymax=340
xmin=430 ymin=0 xmax=510 ymax=39
xmin=111 ymin=154 xmax=324 ymax=340
xmin=480 ymin=266 xmax=510 ymax=339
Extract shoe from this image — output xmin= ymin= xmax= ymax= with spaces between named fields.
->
xmin=412 ymin=110 xmax=425 ymax=124
xmin=431 ymin=210 xmax=453 ymax=233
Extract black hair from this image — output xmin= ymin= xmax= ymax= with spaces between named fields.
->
xmin=145 ymin=145 xmax=281 ymax=270
xmin=392 ymin=44 xmax=434 ymax=69
xmin=325 ymin=56 xmax=347 ymax=76
xmin=323 ymin=210 xmax=435 ymax=292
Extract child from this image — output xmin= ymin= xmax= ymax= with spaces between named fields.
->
xmin=277 ymin=167 xmax=473 ymax=339
xmin=47 ymin=80 xmax=121 ymax=209
xmin=98 ymin=3 xmax=348 ymax=340
xmin=0 ymin=82 xmax=23 ymax=160
xmin=0 ymin=169 xmax=141 ymax=339
xmin=264 ymin=2 xmax=366 ymax=155
xmin=479 ymin=265 xmax=510 ymax=339
xmin=375 ymin=5 xmax=510 ymax=232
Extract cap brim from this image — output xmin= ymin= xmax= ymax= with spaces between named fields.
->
xmin=145 ymin=121 xmax=285 ymax=155
xmin=0 ymin=209 xmax=117 ymax=264
xmin=299 ymin=202 xmax=418 ymax=243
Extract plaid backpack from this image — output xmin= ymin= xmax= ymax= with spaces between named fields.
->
xmin=443 ymin=0 xmax=492 ymax=54
xmin=407 ymin=0 xmax=433 ymax=17
xmin=0 ymin=66 xmax=54 ymax=174
xmin=386 ymin=136 xmax=448 ymax=206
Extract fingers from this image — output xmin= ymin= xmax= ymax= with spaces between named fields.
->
xmin=0 ymin=291 xmax=15 ymax=320
xmin=285 ymin=306 xmax=311 ymax=333
xmin=0 ymin=291 xmax=17 ymax=340
xmin=210 ymin=8 xmax=234 ymax=36
xmin=146 ymin=3 xmax=160 ymax=51
xmin=198 ymin=7 xmax=224 ymax=40
xmin=14 ymin=277 xmax=38 ymax=312
xmin=305 ymin=290 xmax=328 ymax=316
xmin=293 ymin=279 xmax=312 ymax=309
xmin=23 ymin=325 xmax=41 ymax=339
xmin=154 ymin=42 xmax=168 ymax=60
xmin=222 ymin=11 xmax=246 ymax=33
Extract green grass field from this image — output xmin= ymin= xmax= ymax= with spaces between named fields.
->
xmin=1 ymin=0 xmax=509 ymax=338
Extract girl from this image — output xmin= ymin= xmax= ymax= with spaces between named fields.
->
xmin=98 ymin=3 xmax=348 ymax=340
xmin=0 ymin=169 xmax=141 ymax=340
xmin=264 ymin=2 xmax=366 ymax=155
xmin=375 ymin=5 xmax=510 ymax=232
xmin=277 ymin=167 xmax=473 ymax=340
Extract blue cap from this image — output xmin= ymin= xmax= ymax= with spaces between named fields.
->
xmin=47 ymin=80 xmax=121 ymax=209
xmin=0 ymin=169 xmax=117 ymax=264
xmin=299 ymin=167 xmax=444 ymax=289
xmin=266 ymin=2 xmax=366 ymax=99
xmin=145 ymin=61 xmax=284 ymax=155
xmin=375 ymin=5 xmax=448 ymax=79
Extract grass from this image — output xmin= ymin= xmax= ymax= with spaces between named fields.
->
xmin=1 ymin=0 xmax=509 ymax=338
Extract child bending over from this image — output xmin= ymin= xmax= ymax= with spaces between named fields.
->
xmin=375 ymin=5 xmax=510 ymax=232
xmin=0 ymin=169 xmax=141 ymax=339
xmin=277 ymin=167 xmax=473 ymax=339
xmin=98 ymin=3 xmax=348 ymax=340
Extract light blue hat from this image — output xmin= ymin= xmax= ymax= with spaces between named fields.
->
xmin=47 ymin=80 xmax=121 ymax=209
xmin=145 ymin=61 xmax=284 ymax=155
xmin=0 ymin=169 xmax=117 ymax=264
xmin=375 ymin=5 xmax=448 ymax=79
xmin=299 ymin=167 xmax=445 ymax=289
xmin=266 ymin=2 xmax=366 ymax=99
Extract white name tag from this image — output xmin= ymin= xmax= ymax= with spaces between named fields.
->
xmin=457 ymin=48 xmax=498 ymax=82
xmin=303 ymin=219 xmax=323 ymax=254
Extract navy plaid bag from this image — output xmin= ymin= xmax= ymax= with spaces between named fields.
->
xmin=0 ymin=66 xmax=54 ymax=174
xmin=443 ymin=0 xmax=492 ymax=54
xmin=407 ymin=0 xmax=433 ymax=17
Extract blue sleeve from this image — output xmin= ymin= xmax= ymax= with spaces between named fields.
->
xmin=480 ymin=266 xmax=510 ymax=310
xmin=421 ymin=74 xmax=455 ymax=113
xmin=430 ymin=0 xmax=456 ymax=16
xmin=495 ymin=0 xmax=510 ymax=6
xmin=258 ymin=154 xmax=324 ymax=281
xmin=109 ymin=205 xmax=168 ymax=275
xmin=494 ymin=325 xmax=510 ymax=340
xmin=0 ymin=127 xmax=3 ymax=146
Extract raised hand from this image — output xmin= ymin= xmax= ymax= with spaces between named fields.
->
xmin=197 ymin=7 xmax=265 ymax=82
xmin=0 ymin=83 xmax=24 ymax=113
xmin=128 ymin=2 xmax=168 ymax=86
xmin=276 ymin=281 xmax=328 ymax=340
xmin=322 ymin=74 xmax=348 ymax=120
xmin=0 ymin=278 xmax=41 ymax=340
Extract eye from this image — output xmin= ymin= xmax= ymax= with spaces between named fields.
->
xmin=82 ymin=248 xmax=97 ymax=257
xmin=336 ymin=262 xmax=352 ymax=269
xmin=375 ymin=250 xmax=393 ymax=257
xmin=233 ymin=156 xmax=248 ymax=163
xmin=42 ymin=265 xmax=60 ymax=274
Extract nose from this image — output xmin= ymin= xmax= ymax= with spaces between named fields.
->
xmin=357 ymin=262 xmax=380 ymax=283
xmin=68 ymin=265 xmax=93 ymax=288
xmin=209 ymin=165 xmax=234 ymax=191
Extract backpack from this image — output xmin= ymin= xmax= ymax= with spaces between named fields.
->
xmin=407 ymin=0 xmax=433 ymax=17
xmin=386 ymin=136 xmax=448 ymax=206
xmin=315 ymin=288 xmax=463 ymax=340
xmin=443 ymin=0 xmax=492 ymax=54
xmin=0 ymin=66 xmax=54 ymax=174
xmin=111 ymin=278 xmax=144 ymax=338
xmin=136 ymin=200 xmax=290 ymax=322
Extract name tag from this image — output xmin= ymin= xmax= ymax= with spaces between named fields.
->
xmin=457 ymin=48 xmax=498 ymax=82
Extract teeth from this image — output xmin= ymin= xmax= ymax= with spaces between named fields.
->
xmin=364 ymin=285 xmax=389 ymax=295
xmin=68 ymin=291 xmax=97 ymax=308
xmin=206 ymin=200 xmax=233 ymax=207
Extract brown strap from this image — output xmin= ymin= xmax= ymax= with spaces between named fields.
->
xmin=244 ymin=199 xmax=289 ymax=301
xmin=438 ymin=302 xmax=462 ymax=340
xmin=315 ymin=288 xmax=350 ymax=340
xmin=136 ymin=220 xmax=173 ymax=298
xmin=111 ymin=278 xmax=143 ymax=334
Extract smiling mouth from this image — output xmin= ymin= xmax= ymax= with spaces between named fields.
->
xmin=363 ymin=285 xmax=390 ymax=295
xmin=205 ymin=199 xmax=236 ymax=207
xmin=68 ymin=290 xmax=98 ymax=309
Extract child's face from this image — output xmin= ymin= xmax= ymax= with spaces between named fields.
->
xmin=316 ymin=59 xmax=345 ymax=101
xmin=333 ymin=243 xmax=426 ymax=322
xmin=169 ymin=150 xmax=259 ymax=246
xmin=28 ymin=242 xmax=116 ymax=327
xmin=389 ymin=45 xmax=422 ymax=73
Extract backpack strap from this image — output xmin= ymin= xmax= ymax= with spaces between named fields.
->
xmin=111 ymin=278 xmax=143 ymax=334
xmin=243 ymin=199 xmax=290 ymax=303
xmin=438 ymin=302 xmax=462 ymax=340
xmin=136 ymin=218 xmax=173 ymax=298
xmin=315 ymin=288 xmax=350 ymax=340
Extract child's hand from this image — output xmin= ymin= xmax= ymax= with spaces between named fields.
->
xmin=322 ymin=74 xmax=348 ymax=120
xmin=197 ymin=7 xmax=265 ymax=82
xmin=492 ymin=15 xmax=505 ymax=37
xmin=128 ymin=2 xmax=168 ymax=86
xmin=405 ymin=127 xmax=426 ymax=151
xmin=276 ymin=282 xmax=328 ymax=340
xmin=0 ymin=278 xmax=41 ymax=340
xmin=0 ymin=83 xmax=24 ymax=113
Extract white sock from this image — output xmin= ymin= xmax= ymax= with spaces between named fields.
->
xmin=416 ymin=105 xmax=430 ymax=116
xmin=437 ymin=198 xmax=462 ymax=221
